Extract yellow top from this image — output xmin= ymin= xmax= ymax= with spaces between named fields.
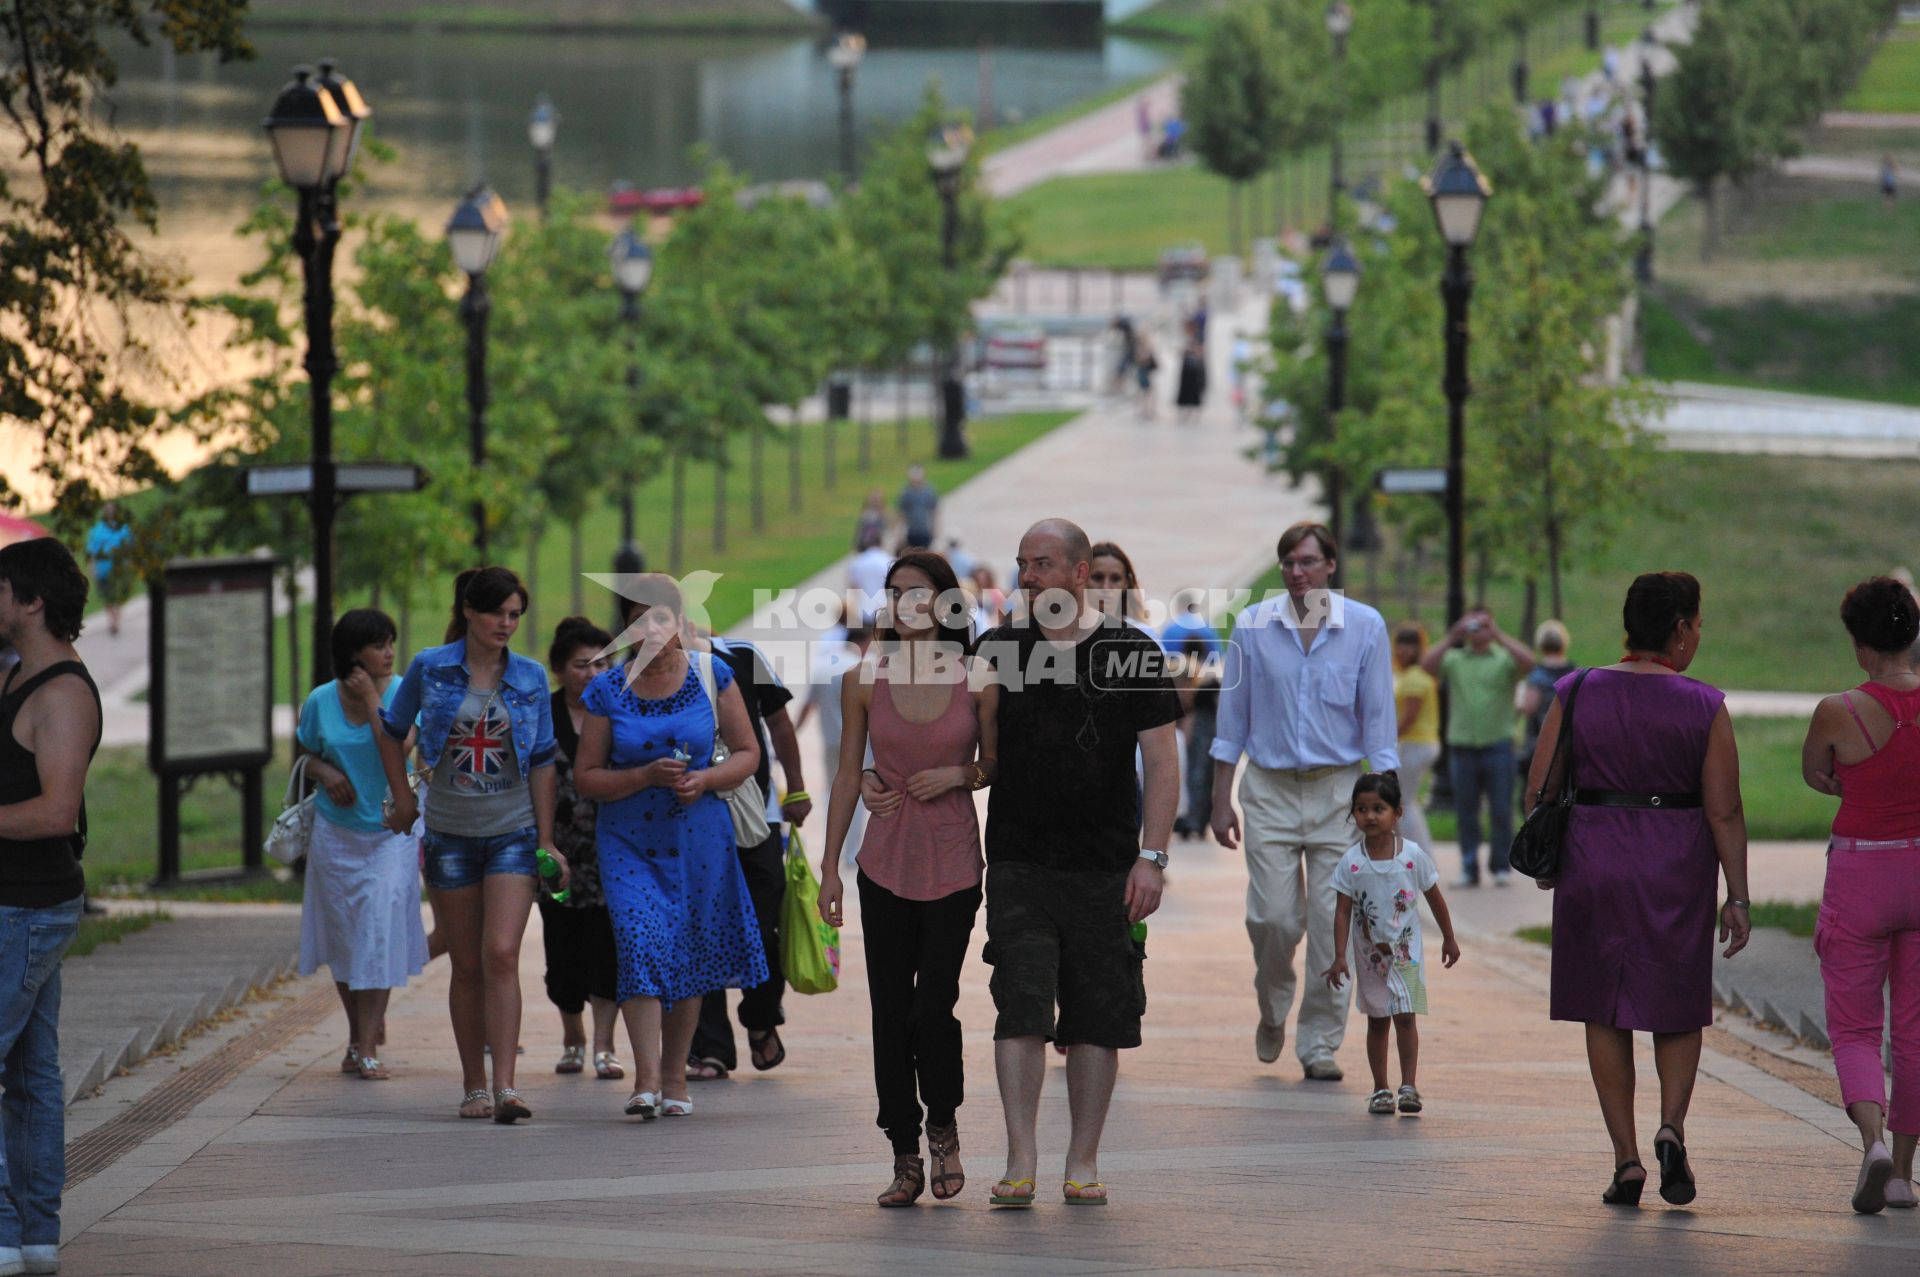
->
xmin=1395 ymin=663 xmax=1440 ymax=746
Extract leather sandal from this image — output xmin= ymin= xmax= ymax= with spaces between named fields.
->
xmin=927 ymin=1121 xmax=964 ymax=1200
xmin=748 ymin=1028 xmax=785 ymax=1072
xmin=1603 ymin=1160 xmax=1646 ymax=1206
xmin=878 ymin=1155 xmax=925 ymax=1207
xmin=492 ymin=1088 xmax=532 ymax=1124
xmin=1654 ymin=1126 xmax=1695 ymax=1205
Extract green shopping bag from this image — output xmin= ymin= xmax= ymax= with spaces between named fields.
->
xmin=781 ymin=829 xmax=840 ymax=995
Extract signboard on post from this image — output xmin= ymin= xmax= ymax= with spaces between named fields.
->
xmin=148 ymin=556 xmax=279 ymax=885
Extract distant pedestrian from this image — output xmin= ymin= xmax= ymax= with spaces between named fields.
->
xmin=1111 ymin=315 xmax=1137 ymax=394
xmin=977 ymin=519 xmax=1181 ymax=1206
xmin=853 ymin=489 xmax=888 ymax=552
xmin=371 ymin=566 xmax=564 ymax=1124
xmin=83 ymin=502 xmax=131 ymax=637
xmin=1391 ymin=623 xmax=1440 ymax=854
xmin=821 ymin=551 xmax=992 ymax=1206
xmin=1212 ymin=523 xmax=1398 ymax=1081
xmin=1134 ymin=333 xmax=1159 ymax=421
xmin=1420 ymin=608 xmax=1535 ymax=887
xmin=1173 ymin=633 xmax=1221 ymax=841
xmin=1800 ymin=577 xmax=1920 ymax=1213
xmin=1526 ymin=571 xmax=1751 ymax=1208
xmin=0 ymin=538 xmax=102 ymax=1274
xmin=898 ymin=464 xmax=940 ymax=550
xmin=1160 ymin=589 xmax=1222 ymax=656
xmin=539 ymin=617 xmax=622 ymax=1082
xmin=1518 ymin=620 xmax=1577 ymax=816
xmin=1321 ymin=772 xmax=1460 ymax=1117
xmin=968 ymin=563 xmax=1008 ymax=634
xmin=1883 ymin=154 xmax=1899 ymax=208
xmin=1174 ymin=334 xmax=1208 ymax=424
xmin=574 ymin=577 xmax=767 ymax=1120
xmin=298 ymin=608 xmax=429 ymax=1081
xmin=1136 ymin=96 xmax=1153 ymax=160
xmin=849 ymin=528 xmax=892 ymax=623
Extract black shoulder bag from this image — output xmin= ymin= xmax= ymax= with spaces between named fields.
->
xmin=1507 ymin=668 xmax=1591 ymax=882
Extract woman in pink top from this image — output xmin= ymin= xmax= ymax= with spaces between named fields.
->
xmin=1803 ymin=577 xmax=1920 ymax=1213
xmin=820 ymin=551 xmax=997 ymax=1209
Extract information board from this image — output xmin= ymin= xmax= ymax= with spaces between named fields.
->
xmin=149 ymin=557 xmax=276 ymax=773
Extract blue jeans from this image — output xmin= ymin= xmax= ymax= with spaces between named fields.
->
xmin=1448 ymin=741 xmax=1514 ymax=881
xmin=0 ymin=897 xmax=82 ymax=1250
xmin=422 ymin=825 xmax=539 ymax=891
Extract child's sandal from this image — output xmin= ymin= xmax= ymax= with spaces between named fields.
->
xmin=1367 ymin=1088 xmax=1395 ymax=1114
xmin=1397 ymin=1084 xmax=1423 ymax=1114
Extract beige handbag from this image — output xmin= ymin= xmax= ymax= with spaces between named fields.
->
xmin=694 ymin=650 xmax=773 ymax=847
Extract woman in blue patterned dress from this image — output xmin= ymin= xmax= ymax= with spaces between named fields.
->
xmin=574 ymin=576 xmax=768 ymax=1119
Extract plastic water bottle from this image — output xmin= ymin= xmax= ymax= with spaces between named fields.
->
xmin=1130 ymin=920 xmax=1148 ymax=949
xmin=535 ymin=849 xmax=570 ymax=904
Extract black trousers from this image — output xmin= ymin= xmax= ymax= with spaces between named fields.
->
xmin=691 ymin=827 xmax=787 ymax=1070
xmin=858 ymin=871 xmax=982 ymax=1155
xmin=537 ymin=898 xmax=618 ymax=1014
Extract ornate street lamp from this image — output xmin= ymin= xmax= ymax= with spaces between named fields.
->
xmin=264 ymin=64 xmax=355 ymax=688
xmin=828 ymin=33 xmax=867 ymax=185
xmin=610 ymin=229 xmax=653 ymax=580
xmin=447 ymin=186 xmax=510 ymax=555
xmin=528 ymin=93 xmax=558 ymax=220
xmin=927 ymin=122 xmax=974 ymax=460
xmin=1421 ymin=142 xmax=1490 ymax=627
xmin=1322 ymin=237 xmax=1361 ymax=580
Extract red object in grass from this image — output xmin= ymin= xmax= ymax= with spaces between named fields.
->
xmin=607 ymin=184 xmax=706 ymax=216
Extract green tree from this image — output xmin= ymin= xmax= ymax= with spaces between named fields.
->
xmin=0 ymin=0 xmax=249 ymax=563
xmin=1183 ymin=2 xmax=1288 ymax=254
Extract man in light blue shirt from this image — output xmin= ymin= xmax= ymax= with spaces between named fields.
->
xmin=1210 ymin=523 xmax=1397 ymax=1080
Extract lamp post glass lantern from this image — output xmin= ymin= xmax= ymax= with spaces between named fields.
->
xmin=529 ymin=93 xmax=558 ymax=218
xmin=448 ymin=186 xmax=509 ymax=555
xmin=1421 ymin=142 xmax=1489 ymax=627
xmin=927 ymin=123 xmax=974 ymax=460
xmin=263 ymin=66 xmax=343 ymax=192
xmin=312 ymin=59 xmax=369 ymax=184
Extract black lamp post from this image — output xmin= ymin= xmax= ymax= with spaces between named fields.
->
xmin=610 ymin=228 xmax=653 ymax=580
xmin=927 ymin=122 xmax=974 ymax=460
xmin=1511 ymin=18 xmax=1530 ymax=106
xmin=1326 ymin=2 xmax=1352 ymax=221
xmin=528 ymin=93 xmax=558 ymax=221
xmin=264 ymin=60 xmax=368 ymax=690
xmin=1422 ymin=142 xmax=1491 ymax=628
xmin=1322 ymin=237 xmax=1360 ymax=583
xmin=447 ymin=186 xmax=510 ymax=557
xmin=1585 ymin=5 xmax=1600 ymax=51
xmin=1636 ymin=31 xmax=1658 ymax=285
xmin=1424 ymin=0 xmax=1445 ymax=156
xmin=828 ymin=32 xmax=866 ymax=185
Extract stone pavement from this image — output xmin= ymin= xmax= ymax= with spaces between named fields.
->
xmin=55 ymin=830 xmax=1910 ymax=1275
xmin=1657 ymin=380 xmax=1920 ymax=460
xmin=984 ymin=77 xmax=1182 ymax=199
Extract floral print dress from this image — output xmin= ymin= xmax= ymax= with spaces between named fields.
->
xmin=1333 ymin=838 xmax=1441 ymax=1016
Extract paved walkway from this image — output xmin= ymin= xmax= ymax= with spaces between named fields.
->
xmin=1657 ymin=381 xmax=1920 ymax=459
xmin=984 ymin=77 xmax=1183 ymax=198
xmin=57 ymin=830 xmax=1903 ymax=1275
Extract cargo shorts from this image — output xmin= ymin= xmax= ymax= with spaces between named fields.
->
xmin=983 ymin=860 xmax=1147 ymax=1049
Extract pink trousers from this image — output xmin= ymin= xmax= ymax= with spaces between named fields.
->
xmin=1816 ymin=847 xmax=1920 ymax=1134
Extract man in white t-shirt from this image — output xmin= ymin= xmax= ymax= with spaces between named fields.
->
xmin=848 ymin=530 xmax=891 ymax=624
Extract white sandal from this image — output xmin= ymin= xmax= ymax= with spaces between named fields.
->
xmin=660 ymin=1096 xmax=693 ymax=1117
xmin=625 ymin=1090 xmax=659 ymax=1119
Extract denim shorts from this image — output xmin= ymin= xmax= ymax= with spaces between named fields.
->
xmin=422 ymin=825 xmax=539 ymax=891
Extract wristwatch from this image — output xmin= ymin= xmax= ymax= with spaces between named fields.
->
xmin=1138 ymin=848 xmax=1169 ymax=869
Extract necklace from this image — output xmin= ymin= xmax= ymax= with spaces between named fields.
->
xmin=1625 ymin=651 xmax=1680 ymax=671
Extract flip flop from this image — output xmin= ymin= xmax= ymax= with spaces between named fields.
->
xmin=989 ymin=1178 xmax=1036 ymax=1208
xmin=687 ymin=1054 xmax=730 ymax=1081
xmin=748 ymin=1029 xmax=785 ymax=1072
xmin=1063 ymin=1180 xmax=1109 ymax=1206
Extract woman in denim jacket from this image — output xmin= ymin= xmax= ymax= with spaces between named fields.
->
xmin=367 ymin=566 xmax=569 ymax=1124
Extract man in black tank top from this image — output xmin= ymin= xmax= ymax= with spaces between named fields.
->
xmin=0 ymin=537 xmax=103 ymax=1271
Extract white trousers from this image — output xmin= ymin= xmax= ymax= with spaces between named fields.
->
xmin=1395 ymin=741 xmax=1441 ymax=854
xmin=1239 ymin=762 xmax=1362 ymax=1066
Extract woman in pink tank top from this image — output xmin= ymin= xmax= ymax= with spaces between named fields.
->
xmin=1803 ymin=577 xmax=1920 ymax=1213
xmin=818 ymin=551 xmax=997 ymax=1209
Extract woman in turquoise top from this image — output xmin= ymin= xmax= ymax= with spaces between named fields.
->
xmin=296 ymin=609 xmax=427 ymax=1081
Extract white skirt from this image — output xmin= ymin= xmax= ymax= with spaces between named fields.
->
xmin=299 ymin=815 xmax=429 ymax=990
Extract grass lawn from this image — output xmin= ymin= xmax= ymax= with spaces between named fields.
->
xmin=1644 ymin=291 xmax=1920 ymax=408
xmin=1236 ymin=453 xmax=1920 ymax=695
xmin=268 ymin=409 xmax=1074 ymax=706
xmin=1516 ymin=900 xmax=1815 ymax=948
xmin=85 ymin=747 xmax=303 ymax=897
xmin=1842 ymin=24 xmax=1920 ymax=114
xmin=1108 ymin=0 xmax=1231 ymax=42
xmin=71 ymin=910 xmax=170 ymax=959
xmin=984 ymin=74 xmax=1168 ymax=156
xmin=1417 ymin=717 xmax=1836 ymax=844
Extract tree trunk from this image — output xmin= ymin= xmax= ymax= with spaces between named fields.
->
xmin=897 ymin=364 xmax=910 ymax=454
xmin=1521 ymin=577 xmax=1538 ymax=643
xmin=788 ymin=413 xmax=802 ymax=513
xmin=712 ymin=441 xmax=727 ymax=554
xmin=568 ymin=517 xmax=584 ymax=615
xmin=752 ymin=425 xmax=767 ymax=532
xmin=824 ymin=408 xmax=837 ymax=493
xmin=1547 ymin=517 xmax=1565 ymax=620
xmin=858 ymin=369 xmax=873 ymax=472
xmin=1249 ymin=176 xmax=1263 ymax=252
xmin=1473 ymin=546 xmax=1490 ymax=609
xmin=369 ymin=581 xmax=382 ymax=611
xmin=1228 ymin=181 xmax=1242 ymax=258
xmin=524 ymin=521 xmax=542 ymax=656
xmin=1409 ymin=541 xmax=1424 ymax=623
xmin=399 ymin=567 xmax=413 ymax=663
xmin=669 ymin=449 xmax=687 ymax=575
xmin=1700 ymin=179 xmax=1717 ymax=262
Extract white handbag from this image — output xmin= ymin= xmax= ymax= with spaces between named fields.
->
xmin=694 ymin=651 xmax=773 ymax=847
xmin=265 ymin=754 xmax=316 ymax=866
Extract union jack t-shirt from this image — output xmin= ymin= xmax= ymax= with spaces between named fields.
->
xmin=425 ymin=683 xmax=533 ymax=836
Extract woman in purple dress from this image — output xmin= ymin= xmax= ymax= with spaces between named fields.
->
xmin=1525 ymin=572 xmax=1752 ymax=1209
